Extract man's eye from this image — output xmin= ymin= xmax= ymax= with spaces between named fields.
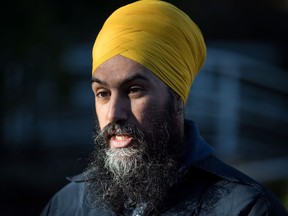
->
xmin=129 ymin=87 xmax=144 ymax=94
xmin=96 ymin=91 xmax=110 ymax=98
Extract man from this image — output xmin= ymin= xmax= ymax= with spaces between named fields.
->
xmin=41 ymin=0 xmax=288 ymax=215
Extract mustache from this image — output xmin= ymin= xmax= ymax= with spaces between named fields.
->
xmin=96 ymin=121 xmax=145 ymax=144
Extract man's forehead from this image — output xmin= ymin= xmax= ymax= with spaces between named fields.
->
xmin=91 ymin=73 xmax=150 ymax=87
xmin=92 ymin=55 xmax=164 ymax=85
xmin=93 ymin=55 xmax=142 ymax=74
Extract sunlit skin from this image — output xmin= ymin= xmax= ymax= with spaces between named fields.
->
xmin=91 ymin=55 xmax=171 ymax=149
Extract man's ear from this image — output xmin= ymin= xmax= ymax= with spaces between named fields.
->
xmin=168 ymin=87 xmax=184 ymax=114
xmin=175 ymin=94 xmax=184 ymax=114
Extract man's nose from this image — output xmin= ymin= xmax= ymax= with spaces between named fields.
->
xmin=107 ymin=93 xmax=129 ymax=123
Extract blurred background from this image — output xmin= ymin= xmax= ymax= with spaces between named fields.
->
xmin=1 ymin=0 xmax=288 ymax=215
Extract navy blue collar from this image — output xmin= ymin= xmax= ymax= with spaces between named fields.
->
xmin=181 ymin=120 xmax=214 ymax=172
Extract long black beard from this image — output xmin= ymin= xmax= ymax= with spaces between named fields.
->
xmin=85 ymin=103 xmax=184 ymax=215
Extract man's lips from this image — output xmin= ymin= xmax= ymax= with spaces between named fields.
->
xmin=109 ymin=135 xmax=133 ymax=148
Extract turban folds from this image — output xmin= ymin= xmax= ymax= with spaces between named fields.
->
xmin=92 ymin=0 xmax=206 ymax=103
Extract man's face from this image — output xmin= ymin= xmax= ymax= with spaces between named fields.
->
xmin=91 ymin=55 xmax=171 ymax=149
xmin=87 ymin=55 xmax=184 ymax=213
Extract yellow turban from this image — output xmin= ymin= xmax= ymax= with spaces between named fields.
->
xmin=92 ymin=0 xmax=206 ymax=103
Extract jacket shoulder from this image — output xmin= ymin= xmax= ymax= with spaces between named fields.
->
xmin=40 ymin=176 xmax=115 ymax=216
xmin=190 ymin=156 xmax=288 ymax=215
xmin=40 ymin=181 xmax=88 ymax=216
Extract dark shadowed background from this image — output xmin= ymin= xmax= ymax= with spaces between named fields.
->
xmin=1 ymin=0 xmax=288 ymax=215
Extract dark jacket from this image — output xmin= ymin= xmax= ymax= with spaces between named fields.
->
xmin=41 ymin=121 xmax=288 ymax=216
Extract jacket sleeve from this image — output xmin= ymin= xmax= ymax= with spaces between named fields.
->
xmin=241 ymin=192 xmax=288 ymax=216
xmin=40 ymin=199 xmax=53 ymax=216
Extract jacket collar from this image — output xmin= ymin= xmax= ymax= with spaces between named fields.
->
xmin=180 ymin=120 xmax=214 ymax=172
xmin=184 ymin=120 xmax=260 ymax=186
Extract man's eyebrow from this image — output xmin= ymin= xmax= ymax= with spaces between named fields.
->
xmin=91 ymin=77 xmax=106 ymax=85
xmin=91 ymin=73 xmax=149 ymax=86
xmin=122 ymin=74 xmax=149 ymax=84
